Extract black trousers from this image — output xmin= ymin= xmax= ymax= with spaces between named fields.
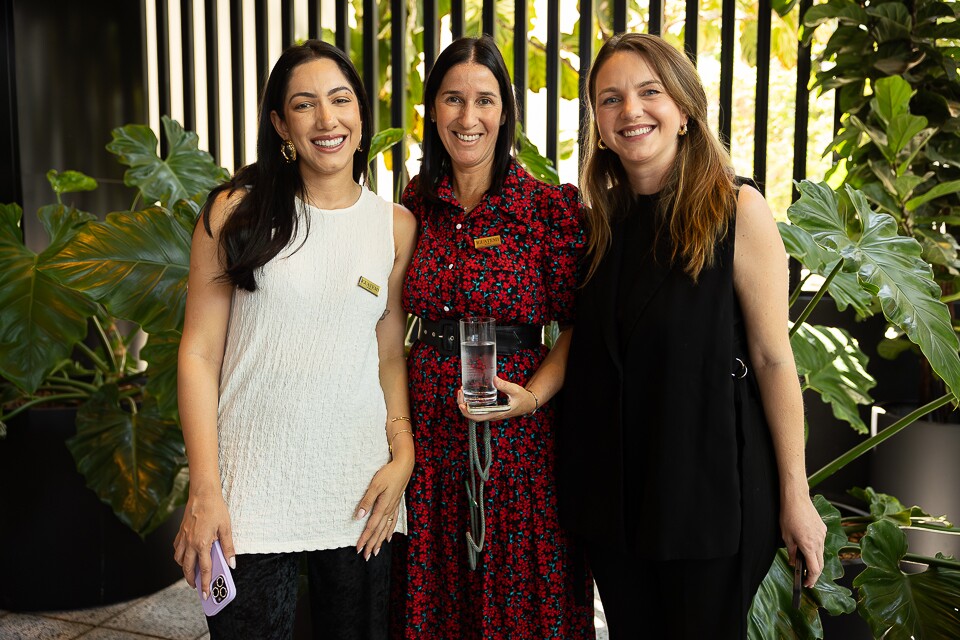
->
xmin=206 ymin=544 xmax=391 ymax=640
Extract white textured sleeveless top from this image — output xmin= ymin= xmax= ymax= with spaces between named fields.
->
xmin=217 ymin=187 xmax=405 ymax=554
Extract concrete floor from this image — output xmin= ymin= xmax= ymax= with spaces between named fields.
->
xmin=0 ymin=580 xmax=608 ymax=639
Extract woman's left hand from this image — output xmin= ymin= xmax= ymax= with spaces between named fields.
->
xmin=354 ymin=458 xmax=413 ymax=560
xmin=456 ymin=375 xmax=537 ymax=422
xmin=781 ymin=493 xmax=828 ymax=588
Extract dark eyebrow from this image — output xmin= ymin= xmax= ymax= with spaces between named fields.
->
xmin=288 ymin=86 xmax=354 ymax=103
xmin=441 ymin=90 xmax=498 ymax=98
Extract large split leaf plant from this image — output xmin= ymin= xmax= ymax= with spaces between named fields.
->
xmin=747 ymin=179 xmax=960 ymax=638
xmin=0 ymin=116 xmax=229 ymax=537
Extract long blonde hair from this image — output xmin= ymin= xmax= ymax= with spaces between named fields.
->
xmin=580 ymin=33 xmax=737 ymax=283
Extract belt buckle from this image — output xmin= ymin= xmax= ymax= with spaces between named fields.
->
xmin=438 ymin=318 xmax=459 ymax=357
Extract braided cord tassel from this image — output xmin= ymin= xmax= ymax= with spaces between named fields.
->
xmin=465 ymin=419 xmax=493 ymax=570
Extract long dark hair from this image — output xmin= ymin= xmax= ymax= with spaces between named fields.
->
xmin=417 ymin=35 xmax=517 ymax=203
xmin=202 ymin=39 xmax=372 ymax=291
xmin=580 ymin=33 xmax=736 ymax=284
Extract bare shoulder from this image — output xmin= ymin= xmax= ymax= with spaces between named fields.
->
xmin=735 ymin=183 xmax=780 ymax=241
xmin=392 ymin=203 xmax=417 ymax=251
xmin=200 ymin=188 xmax=244 ymax=238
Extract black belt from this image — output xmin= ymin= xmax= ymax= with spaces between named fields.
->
xmin=413 ymin=317 xmax=542 ymax=357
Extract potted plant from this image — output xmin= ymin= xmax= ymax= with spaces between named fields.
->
xmin=745 ymin=178 xmax=960 ymax=638
xmin=0 ymin=115 xmax=230 ymax=609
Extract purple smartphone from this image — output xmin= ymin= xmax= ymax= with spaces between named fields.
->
xmin=195 ymin=540 xmax=236 ymax=616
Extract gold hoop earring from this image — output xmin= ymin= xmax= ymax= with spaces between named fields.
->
xmin=281 ymin=139 xmax=297 ymax=163
xmin=678 ymin=123 xmax=688 ymax=137
xmin=598 ymin=138 xmax=607 ymax=150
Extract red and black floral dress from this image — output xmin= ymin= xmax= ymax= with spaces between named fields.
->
xmin=389 ymin=161 xmax=596 ymax=639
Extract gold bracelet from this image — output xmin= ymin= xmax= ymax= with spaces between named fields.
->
xmin=389 ymin=429 xmax=414 ymax=455
xmin=527 ymin=388 xmax=540 ymax=415
xmin=390 ymin=416 xmax=412 ymax=424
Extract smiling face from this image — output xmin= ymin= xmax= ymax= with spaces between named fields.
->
xmin=270 ymin=57 xmax=362 ymax=184
xmin=593 ymin=50 xmax=688 ymax=192
xmin=431 ymin=62 xmax=506 ymax=178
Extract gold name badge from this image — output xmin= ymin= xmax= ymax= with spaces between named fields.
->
xmin=473 ymin=235 xmax=502 ymax=249
xmin=357 ymin=276 xmax=381 ymax=296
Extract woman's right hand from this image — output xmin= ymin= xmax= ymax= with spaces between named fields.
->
xmin=172 ymin=491 xmax=235 ymax=600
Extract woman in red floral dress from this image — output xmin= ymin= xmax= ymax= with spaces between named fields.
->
xmin=388 ymin=35 xmax=596 ymax=639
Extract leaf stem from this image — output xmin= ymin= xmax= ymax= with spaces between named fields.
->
xmin=0 ymin=393 xmax=86 ymax=422
xmin=790 ymin=261 xmax=843 ymax=337
xmin=808 ymin=393 xmax=955 ymax=488
xmin=91 ymin=316 xmax=120 ymax=373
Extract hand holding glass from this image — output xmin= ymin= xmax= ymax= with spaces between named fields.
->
xmin=459 ymin=317 xmax=508 ymax=412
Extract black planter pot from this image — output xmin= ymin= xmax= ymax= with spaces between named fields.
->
xmin=0 ymin=407 xmax=183 ymax=611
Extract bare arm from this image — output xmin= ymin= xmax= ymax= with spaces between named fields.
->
xmin=355 ymin=203 xmax=418 ymax=558
xmin=172 ymin=190 xmax=238 ymax=598
xmin=734 ymin=185 xmax=826 ymax=587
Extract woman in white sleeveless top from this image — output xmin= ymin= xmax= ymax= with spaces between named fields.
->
xmin=172 ymin=40 xmax=417 ymax=639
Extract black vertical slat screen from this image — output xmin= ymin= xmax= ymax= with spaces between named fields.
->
xmin=613 ymin=0 xmax=627 ymax=34
xmin=482 ymin=0 xmax=495 ymax=37
xmin=156 ymin=0 xmax=171 ymax=155
xmin=451 ymin=0 xmax=464 ymax=39
xmin=684 ymin=0 xmax=698 ymax=62
xmin=362 ymin=0 xmax=378 ymax=184
xmin=754 ymin=0 xmax=772 ymax=192
xmin=142 ymin=0 xmax=824 ymax=209
xmin=308 ymin=0 xmax=320 ymax=40
xmin=423 ymin=0 xmax=438 ymax=73
xmin=281 ymin=0 xmax=294 ymax=49
xmin=254 ymin=0 xmax=269 ymax=98
xmin=204 ymin=0 xmax=219 ymax=165
xmin=335 ymin=0 xmax=348 ymax=52
xmin=718 ymin=0 xmax=735 ymax=147
xmin=230 ymin=0 xmax=245 ymax=168
xmin=514 ymin=0 xmax=528 ymax=126
xmin=180 ymin=0 xmax=196 ymax=133
xmin=648 ymin=0 xmax=663 ymax=36
xmin=578 ymin=0 xmax=594 ymax=168
xmin=793 ymin=0 xmax=813 ymax=202
xmin=391 ymin=0 xmax=406 ymax=194
xmin=545 ymin=0 xmax=559 ymax=165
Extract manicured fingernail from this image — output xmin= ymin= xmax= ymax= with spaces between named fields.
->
xmin=228 ymin=556 xmax=236 ymax=570
xmin=374 ymin=547 xmax=380 ymax=557
xmin=357 ymin=508 xmax=366 ymax=519
xmin=203 ymin=591 xmax=209 ymax=600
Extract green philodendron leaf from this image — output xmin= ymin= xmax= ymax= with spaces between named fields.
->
xmin=516 ymin=126 xmax=559 ymax=185
xmin=848 ymin=486 xmax=913 ymax=526
xmin=142 ymin=465 xmax=189 ymax=536
xmin=771 ymin=0 xmax=797 ymax=17
xmin=106 ymin=115 xmax=230 ymax=208
xmin=36 ymin=204 xmax=98 ymax=257
xmin=858 ymin=182 xmax=901 ymax=218
xmin=46 ymin=170 xmax=98 ymax=195
xmin=748 ymin=495 xmax=855 ymax=639
xmin=788 ymin=181 xmax=960 ymax=400
xmin=41 ymin=207 xmax=192 ymax=334
xmin=369 ymin=127 xmax=404 ymax=160
xmin=791 ymin=324 xmax=875 ymax=434
xmin=869 ymin=76 xmax=913 ymax=127
xmin=855 ymin=519 xmax=960 ymax=639
xmin=139 ymin=331 xmax=181 ymax=420
xmin=67 ymin=386 xmax=186 ymax=536
xmin=778 ymin=222 xmax=873 ymax=316
xmin=0 ymin=203 xmax=98 ymax=393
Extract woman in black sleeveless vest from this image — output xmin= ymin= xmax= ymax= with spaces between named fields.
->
xmin=558 ymin=33 xmax=826 ymax=638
